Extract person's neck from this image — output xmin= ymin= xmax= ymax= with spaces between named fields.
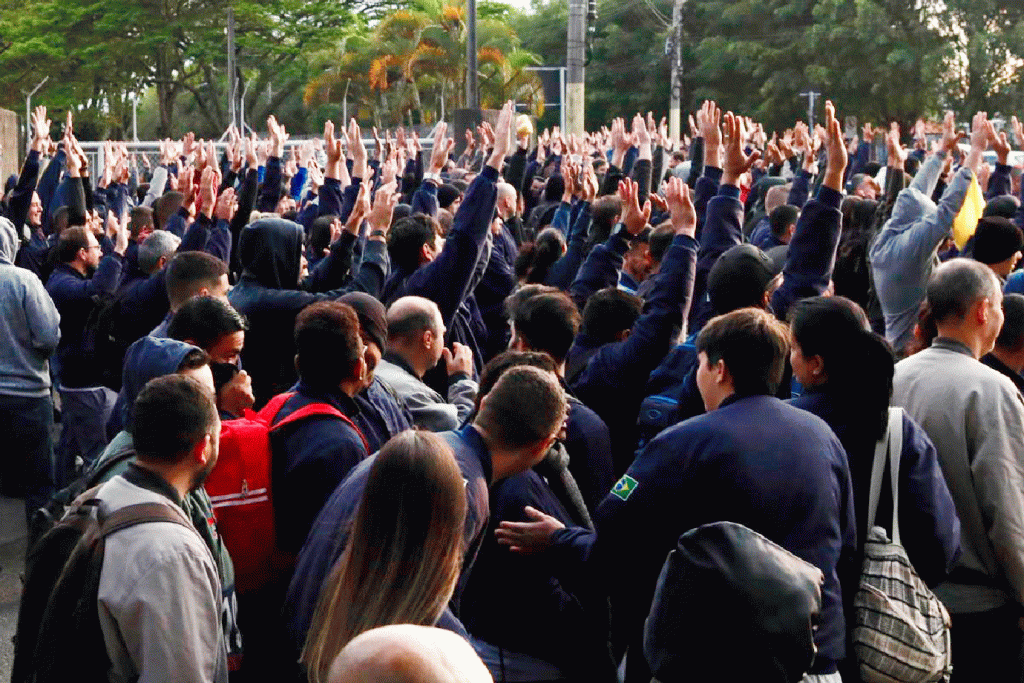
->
xmin=991 ymin=345 xmax=1024 ymax=374
xmin=392 ymin=345 xmax=430 ymax=379
xmin=69 ymin=259 xmax=88 ymax=276
xmin=935 ymin=325 xmax=986 ymax=360
xmin=134 ymin=461 xmax=192 ymax=501
xmin=470 ymin=423 xmax=522 ymax=483
xmin=338 ymin=379 xmax=362 ymax=398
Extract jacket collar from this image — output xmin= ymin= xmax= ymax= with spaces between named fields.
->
xmin=455 ymin=424 xmax=494 ymax=486
xmin=123 ymin=461 xmax=184 ymax=507
xmin=932 ymin=337 xmax=974 ymax=358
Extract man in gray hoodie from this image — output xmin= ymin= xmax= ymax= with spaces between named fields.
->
xmin=870 ymin=111 xmax=987 ymax=354
xmin=0 ymin=216 xmax=60 ymax=522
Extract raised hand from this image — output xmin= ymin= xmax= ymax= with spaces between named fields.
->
xmin=581 ymin=161 xmax=598 ymax=203
xmin=940 ymin=111 xmax=965 ymax=155
xmin=182 ymin=131 xmax=198 ymax=160
xmin=699 ymin=100 xmax=722 ymax=168
xmin=214 ymin=187 xmax=236 ymax=222
xmin=822 ymin=100 xmax=848 ymax=191
xmin=886 ymin=122 xmax=906 ymax=169
xmin=634 ymin=113 xmax=652 ymax=160
xmin=368 ymin=181 xmax=399 ymax=237
xmin=429 ymin=122 xmax=453 ymax=175
xmin=31 ymin=106 xmax=50 ymax=153
xmin=618 ymin=178 xmax=651 ymax=236
xmin=1013 ymin=116 xmax=1024 ymax=149
xmin=665 ymin=176 xmax=695 ymax=237
xmin=721 ymin=111 xmax=760 ymax=185
xmin=965 ymin=111 xmax=989 ymax=173
xmin=345 ymin=182 xmax=371 ymax=234
xmin=488 ymin=100 xmax=515 ymax=170
xmin=267 ymin=115 xmax=288 ymax=158
xmin=989 ymin=123 xmax=1011 ymax=166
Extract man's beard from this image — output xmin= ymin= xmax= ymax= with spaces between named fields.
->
xmin=190 ymin=453 xmax=218 ymax=491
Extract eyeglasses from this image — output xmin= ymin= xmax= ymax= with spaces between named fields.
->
xmin=83 ymin=245 xmax=102 ymax=252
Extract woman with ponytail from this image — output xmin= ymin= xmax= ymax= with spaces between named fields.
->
xmin=787 ymin=296 xmax=959 ymax=584
xmin=514 ymin=227 xmax=566 ymax=285
xmin=788 ymin=296 xmax=960 ymax=681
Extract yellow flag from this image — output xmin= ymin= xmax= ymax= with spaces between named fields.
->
xmin=952 ymin=173 xmax=985 ymax=251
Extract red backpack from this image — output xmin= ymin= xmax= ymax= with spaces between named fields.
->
xmin=206 ymin=392 xmax=368 ymax=594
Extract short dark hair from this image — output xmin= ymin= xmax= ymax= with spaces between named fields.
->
xmin=476 ymin=365 xmax=566 ymax=449
xmin=166 ymin=251 xmax=228 ymax=309
xmin=591 ymin=195 xmax=622 ymax=243
xmin=648 ymin=223 xmax=676 ymax=264
xmin=581 ymin=288 xmax=642 ymax=343
xmin=57 ymin=226 xmax=91 ymax=263
xmin=51 ymin=206 xmax=71 ymax=235
xmin=129 ymin=206 xmax=154 ymax=239
xmin=168 ymin=296 xmax=248 ymax=349
xmin=512 ymin=290 xmax=581 ymax=363
xmin=696 ymin=307 xmax=790 ymax=396
xmin=388 ymin=214 xmax=438 ymax=273
xmin=997 ymin=293 xmax=1024 ymax=351
xmin=130 ymin=374 xmax=218 ymax=464
xmin=769 ymin=205 xmax=800 ymax=240
xmin=154 ymin=191 xmax=185 ymax=231
xmin=295 ymin=301 xmax=363 ymax=389
xmin=926 ymin=258 xmax=1000 ymax=325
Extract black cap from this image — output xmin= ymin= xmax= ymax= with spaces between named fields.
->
xmin=707 ymin=244 xmax=782 ymax=314
xmin=972 ymin=216 xmax=1023 ymax=265
xmin=338 ymin=292 xmax=388 ymax=352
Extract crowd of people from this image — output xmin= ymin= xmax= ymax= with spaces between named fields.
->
xmin=2 ymin=92 xmax=1024 ymax=683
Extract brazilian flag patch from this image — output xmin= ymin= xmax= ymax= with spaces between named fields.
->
xmin=611 ymin=474 xmax=638 ymax=501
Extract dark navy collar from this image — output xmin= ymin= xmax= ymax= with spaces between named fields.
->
xmin=456 ymin=424 xmax=494 ymax=486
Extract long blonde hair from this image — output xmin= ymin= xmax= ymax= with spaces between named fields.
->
xmin=301 ymin=430 xmax=468 ymax=683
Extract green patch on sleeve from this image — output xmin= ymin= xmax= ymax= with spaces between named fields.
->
xmin=611 ymin=474 xmax=638 ymax=501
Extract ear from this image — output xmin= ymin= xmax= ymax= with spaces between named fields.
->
xmin=422 ymin=328 xmax=434 ymax=350
xmin=197 ymin=286 xmax=210 ymax=297
xmin=712 ymin=357 xmax=730 ymax=387
xmin=192 ymin=433 xmax=211 ymax=466
xmin=807 ymin=354 xmax=826 ymax=379
xmin=419 ymin=242 xmax=433 ymax=264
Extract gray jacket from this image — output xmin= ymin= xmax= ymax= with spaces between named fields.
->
xmin=0 ymin=217 xmax=60 ymax=397
xmin=869 ymin=154 xmax=974 ymax=352
xmin=96 ymin=474 xmax=229 ymax=683
xmin=894 ymin=338 xmax=1024 ymax=613
xmin=374 ymin=357 xmax=478 ymax=432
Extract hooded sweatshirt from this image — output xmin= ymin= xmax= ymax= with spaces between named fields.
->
xmin=90 ymin=335 xmax=244 ymax=667
xmin=869 ymin=153 xmax=974 ymax=353
xmin=0 ymin=217 xmax=61 ymax=397
xmin=228 ymin=217 xmax=388 ymax=405
xmin=106 ymin=336 xmax=202 ymax=438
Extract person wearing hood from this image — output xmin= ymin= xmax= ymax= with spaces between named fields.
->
xmin=381 ymin=102 xmax=517 ymax=381
xmin=0 ymin=216 xmax=60 ymax=523
xmin=87 ymin=336 xmax=244 ymax=672
xmin=870 ymin=111 xmax=985 ymax=355
xmin=46 ymin=156 xmax=130 ymax=486
xmin=228 ymin=182 xmax=392 ymax=406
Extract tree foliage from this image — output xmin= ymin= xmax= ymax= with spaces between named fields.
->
xmin=304 ymin=0 xmax=544 ymax=128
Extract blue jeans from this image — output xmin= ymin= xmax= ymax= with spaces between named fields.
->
xmin=56 ymin=385 xmax=116 ymax=489
xmin=0 ymin=393 xmax=56 ymax=524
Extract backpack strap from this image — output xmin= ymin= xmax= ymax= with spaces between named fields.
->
xmin=100 ymin=502 xmax=194 ymax=538
xmin=257 ymin=392 xmax=298 ymax=423
xmin=268 ymin=395 xmax=371 ymax=455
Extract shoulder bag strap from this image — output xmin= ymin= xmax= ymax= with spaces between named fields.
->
xmin=867 ymin=412 xmax=891 ymax=530
xmin=100 ymin=502 xmax=194 ymax=538
xmin=888 ymin=407 xmax=904 ymax=546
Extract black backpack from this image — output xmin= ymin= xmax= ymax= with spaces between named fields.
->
xmin=81 ymin=292 xmax=128 ymax=391
xmin=12 ymin=488 xmax=194 ymax=683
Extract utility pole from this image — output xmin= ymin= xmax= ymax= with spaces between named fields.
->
xmin=23 ymin=76 xmax=48 ymax=154
xmin=227 ymin=7 xmax=237 ymax=130
xmin=800 ymin=90 xmax=821 ymax=129
xmin=466 ymin=0 xmax=479 ymax=110
xmin=566 ymin=0 xmax=586 ymax=135
xmin=668 ymin=0 xmax=685 ymax=143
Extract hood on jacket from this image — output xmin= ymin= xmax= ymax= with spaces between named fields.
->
xmin=0 ymin=216 xmax=18 ymax=265
xmin=238 ymin=217 xmax=304 ymax=289
xmin=120 ymin=336 xmax=203 ymax=422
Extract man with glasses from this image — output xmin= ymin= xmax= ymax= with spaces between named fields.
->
xmin=46 ymin=222 xmax=128 ymax=487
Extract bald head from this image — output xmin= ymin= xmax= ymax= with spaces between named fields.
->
xmin=927 ymin=258 xmax=1001 ymax=326
xmin=496 ymin=182 xmax=517 ymax=218
xmin=765 ymin=185 xmax=790 ymax=215
xmin=388 ymin=296 xmax=443 ymax=343
xmin=328 ymin=625 xmax=492 ymax=683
